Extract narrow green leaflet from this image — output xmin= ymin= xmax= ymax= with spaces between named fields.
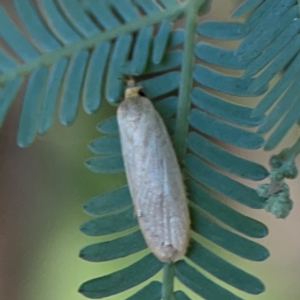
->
xmin=80 ymin=230 xmax=147 ymax=262
xmin=79 ymin=254 xmax=162 ymax=298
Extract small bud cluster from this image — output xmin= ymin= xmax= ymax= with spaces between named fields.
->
xmin=257 ymin=144 xmax=299 ymax=219
xmin=257 ymin=181 xmax=292 ymax=219
xmin=269 ymin=151 xmax=298 ymax=179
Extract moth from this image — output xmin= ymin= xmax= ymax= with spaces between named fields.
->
xmin=117 ymin=80 xmax=190 ymax=263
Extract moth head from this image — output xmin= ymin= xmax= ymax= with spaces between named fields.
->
xmin=125 ymin=86 xmax=146 ymax=98
xmin=120 ymin=76 xmax=146 ymax=99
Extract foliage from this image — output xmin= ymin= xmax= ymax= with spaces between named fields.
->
xmin=0 ymin=0 xmax=299 ymax=299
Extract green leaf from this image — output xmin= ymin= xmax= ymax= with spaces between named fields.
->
xmin=58 ymin=0 xmax=100 ymax=36
xmin=233 ymin=0 xmax=300 ymax=148
xmin=189 ymin=109 xmax=264 ymax=149
xmin=193 ymin=64 xmax=268 ymax=96
xmin=0 ymin=5 xmax=39 ymax=60
xmin=85 ymin=155 xmax=124 ymax=174
xmin=79 ymin=254 xmax=162 ymax=298
xmin=83 ymin=185 xmax=131 ymax=216
xmin=251 ymin=52 xmax=300 ymax=117
xmin=126 ymin=281 xmax=162 ymax=300
xmin=247 ymin=36 xmax=300 ymax=93
xmin=190 ymin=208 xmax=269 ymax=261
xmin=152 ymin=21 xmax=172 ymax=64
xmin=195 ymin=42 xmax=248 ymax=69
xmin=14 ymin=0 xmax=61 ymax=51
xmin=88 ymin=136 xmax=121 ymax=155
xmin=241 ymin=0 xmax=278 ymax=34
xmin=106 ymin=35 xmax=133 ymax=103
xmin=80 ymin=230 xmax=146 ymax=262
xmin=173 ymin=290 xmax=191 ymax=300
xmin=243 ymin=19 xmax=300 ymax=77
xmin=187 ymin=132 xmax=268 ymax=180
xmin=80 ymin=206 xmax=137 ymax=236
xmin=59 ymin=51 xmax=90 ymax=125
xmin=264 ymin=98 xmax=300 ymax=150
xmin=176 ymin=261 xmax=243 ymax=300
xmin=39 ymin=0 xmax=81 ymax=43
xmin=83 ymin=43 xmax=111 ymax=114
xmin=82 ymin=0 xmax=121 ymax=28
xmin=186 ymin=239 xmax=264 ymax=294
xmin=197 ymin=21 xmax=246 ymax=40
xmin=142 ymin=71 xmax=181 ymax=98
xmin=123 ymin=26 xmax=153 ymax=75
xmin=185 ymin=154 xmax=265 ymax=209
xmin=17 ymin=67 xmax=48 ymax=147
xmin=236 ymin=2 xmax=297 ymax=61
xmin=97 ymin=116 xmax=119 ymax=135
xmin=38 ymin=59 xmax=68 ymax=134
xmin=258 ymin=75 xmax=300 ymax=135
xmin=191 ymin=87 xmax=263 ymax=127
xmin=231 ymin=0 xmax=264 ymax=18
xmin=0 ymin=0 xmax=185 ymax=143
xmin=146 ymin=50 xmax=183 ymax=74
xmin=187 ymin=179 xmax=268 ymax=238
xmin=110 ymin=0 xmax=140 ymax=22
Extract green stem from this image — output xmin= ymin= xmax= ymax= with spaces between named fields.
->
xmin=162 ymin=263 xmax=175 ymax=300
xmin=0 ymin=4 xmax=184 ymax=84
xmin=286 ymin=137 xmax=300 ymax=160
xmin=162 ymin=4 xmax=207 ymax=297
xmin=173 ymin=0 xmax=206 ymax=162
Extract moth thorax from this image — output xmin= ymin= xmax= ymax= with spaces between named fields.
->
xmin=120 ymin=96 xmax=145 ymax=120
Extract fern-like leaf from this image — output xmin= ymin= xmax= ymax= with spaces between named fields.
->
xmin=0 ymin=0 xmax=183 ymax=146
xmin=225 ymin=0 xmax=300 ymax=150
xmin=78 ymin=1 xmax=271 ymax=299
xmin=2 ymin=0 xmax=299 ymax=299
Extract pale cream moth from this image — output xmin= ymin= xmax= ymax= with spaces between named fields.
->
xmin=117 ymin=80 xmax=190 ymax=263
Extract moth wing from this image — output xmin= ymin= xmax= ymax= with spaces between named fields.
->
xmin=118 ymin=98 xmax=190 ymax=262
xmin=137 ymin=112 xmax=190 ymax=261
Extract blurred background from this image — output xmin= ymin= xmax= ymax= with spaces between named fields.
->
xmin=0 ymin=0 xmax=300 ymax=299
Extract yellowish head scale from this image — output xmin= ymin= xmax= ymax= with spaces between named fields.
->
xmin=125 ymin=86 xmax=143 ymax=98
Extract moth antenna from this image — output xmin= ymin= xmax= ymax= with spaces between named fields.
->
xmin=127 ymin=78 xmax=136 ymax=88
xmin=119 ymin=74 xmax=136 ymax=87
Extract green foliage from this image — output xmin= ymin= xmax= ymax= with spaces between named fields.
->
xmin=0 ymin=0 xmax=300 ymax=299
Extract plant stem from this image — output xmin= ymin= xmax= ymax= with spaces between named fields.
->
xmin=162 ymin=263 xmax=175 ymax=300
xmin=173 ymin=0 xmax=206 ymax=162
xmin=289 ymin=137 xmax=300 ymax=159
xmin=0 ymin=4 xmax=185 ymax=84
xmin=162 ymin=3 xmax=207 ymax=298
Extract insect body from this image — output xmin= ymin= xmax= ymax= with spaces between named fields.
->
xmin=117 ymin=81 xmax=190 ymax=263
